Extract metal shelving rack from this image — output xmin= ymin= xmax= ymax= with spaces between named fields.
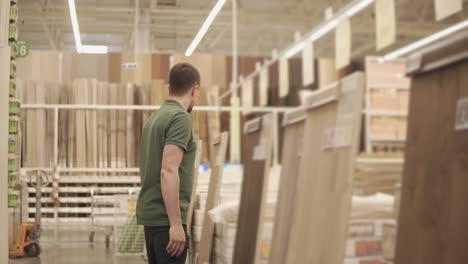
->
xmin=7 ymin=0 xmax=23 ymax=255
xmin=364 ymin=57 xmax=410 ymax=154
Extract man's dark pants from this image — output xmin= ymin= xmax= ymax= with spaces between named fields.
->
xmin=144 ymin=225 xmax=189 ymax=264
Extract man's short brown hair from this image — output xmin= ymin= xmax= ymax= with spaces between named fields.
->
xmin=169 ymin=63 xmax=200 ymax=96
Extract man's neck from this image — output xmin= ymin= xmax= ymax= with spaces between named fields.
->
xmin=167 ymin=95 xmax=191 ymax=111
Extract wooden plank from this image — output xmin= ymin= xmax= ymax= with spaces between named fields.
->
xmin=196 ymin=133 xmax=229 ymax=264
xmin=23 ymin=80 xmax=37 ymax=167
xmin=126 ymin=83 xmax=136 ymax=167
xmin=206 ymin=85 xmax=220 ymax=164
xmin=108 ymin=84 xmax=118 ymax=167
xmin=285 ymin=72 xmax=365 ymax=264
xmin=395 ymin=39 xmax=468 ymax=264
xmin=269 ymin=108 xmax=306 ymax=264
xmin=116 ymin=84 xmax=127 ymax=167
xmin=35 ymin=81 xmax=47 ymax=167
xmin=232 ymin=114 xmax=274 ymax=264
xmin=97 ymin=82 xmax=109 ymax=169
xmin=85 ymin=79 xmax=98 ymax=169
xmin=74 ymin=80 xmax=87 ymax=168
xmin=186 ymin=140 xmax=204 ymax=235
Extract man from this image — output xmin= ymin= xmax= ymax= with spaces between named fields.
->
xmin=137 ymin=63 xmax=200 ymax=263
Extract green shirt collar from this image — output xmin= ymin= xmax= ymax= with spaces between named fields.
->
xmin=164 ymin=99 xmax=185 ymax=111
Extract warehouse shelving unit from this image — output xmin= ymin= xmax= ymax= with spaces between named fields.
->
xmin=364 ymin=57 xmax=410 ymax=154
xmin=0 ymin=0 xmax=11 ymax=260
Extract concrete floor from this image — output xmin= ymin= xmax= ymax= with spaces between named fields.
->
xmin=9 ymin=225 xmax=146 ymax=264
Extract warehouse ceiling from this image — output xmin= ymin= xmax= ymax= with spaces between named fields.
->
xmin=17 ymin=0 xmax=468 ymax=58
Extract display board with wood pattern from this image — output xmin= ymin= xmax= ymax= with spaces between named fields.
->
xmin=269 ymin=107 xmax=306 ymax=264
xmin=284 ymin=72 xmax=365 ymax=264
xmin=196 ymin=132 xmax=229 ymax=264
xmin=232 ymin=114 xmax=274 ymax=264
xmin=395 ymin=33 xmax=468 ymax=264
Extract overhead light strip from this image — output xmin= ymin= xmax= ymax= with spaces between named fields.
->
xmin=382 ymin=19 xmax=468 ymax=61
xmin=67 ymin=0 xmax=108 ymax=54
xmin=185 ymin=0 xmax=227 ymax=56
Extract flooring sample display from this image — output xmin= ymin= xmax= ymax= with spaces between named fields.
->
xmin=232 ymin=114 xmax=274 ymax=264
xmin=302 ymin=42 xmax=315 ymax=86
xmin=285 ymin=72 xmax=365 ymax=264
xmin=435 ymin=0 xmax=462 ymax=20
xmin=375 ymin=0 xmax=396 ymax=50
xmin=186 ymin=140 xmax=203 ymax=235
xmin=395 ymin=33 xmax=468 ymax=264
xmin=196 ymin=133 xmax=229 ymax=264
xmin=336 ymin=17 xmax=351 ymax=70
xmin=269 ymin=108 xmax=306 ymax=264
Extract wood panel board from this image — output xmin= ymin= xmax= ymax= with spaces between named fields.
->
xmin=269 ymin=108 xmax=306 ymax=264
xmin=186 ymin=140 xmax=204 ymax=235
xmin=196 ymin=133 xmax=229 ymax=264
xmin=285 ymin=72 xmax=365 ymax=264
xmin=395 ymin=37 xmax=468 ymax=264
xmin=232 ymin=114 xmax=274 ymax=264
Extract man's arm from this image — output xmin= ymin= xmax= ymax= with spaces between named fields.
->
xmin=161 ymin=144 xmax=186 ymax=257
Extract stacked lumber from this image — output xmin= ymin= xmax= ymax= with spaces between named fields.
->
xmin=19 ymin=78 xmax=221 ymax=222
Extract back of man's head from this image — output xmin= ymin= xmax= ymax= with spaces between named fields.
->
xmin=169 ymin=63 xmax=200 ymax=96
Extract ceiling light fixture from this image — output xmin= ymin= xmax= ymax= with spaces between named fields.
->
xmin=67 ymin=0 xmax=108 ymax=54
xmin=185 ymin=0 xmax=227 ymax=56
xmin=285 ymin=0 xmax=374 ymax=58
xmin=382 ymin=19 xmax=468 ymax=61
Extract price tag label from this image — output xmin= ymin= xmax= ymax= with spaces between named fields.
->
xmin=455 ymin=98 xmax=468 ymax=131
xmin=16 ymin=41 xmax=30 ymax=58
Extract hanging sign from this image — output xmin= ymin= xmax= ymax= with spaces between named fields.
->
xmin=375 ymin=0 xmax=396 ymax=50
xmin=335 ymin=17 xmax=351 ymax=70
xmin=302 ymin=41 xmax=315 ymax=86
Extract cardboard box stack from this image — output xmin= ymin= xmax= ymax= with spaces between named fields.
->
xmin=345 ymin=193 xmax=396 ymax=264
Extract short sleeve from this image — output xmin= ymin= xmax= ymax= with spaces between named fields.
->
xmin=165 ymin=112 xmax=192 ymax=151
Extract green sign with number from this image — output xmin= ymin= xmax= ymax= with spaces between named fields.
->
xmin=16 ymin=41 xmax=30 ymax=58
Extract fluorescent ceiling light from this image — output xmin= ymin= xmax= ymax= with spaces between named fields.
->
xmin=67 ymin=0 xmax=82 ymax=49
xmin=383 ymin=19 xmax=468 ymax=61
xmin=284 ymin=0 xmax=373 ymax=58
xmin=345 ymin=0 xmax=374 ymax=17
xmin=185 ymin=0 xmax=226 ymax=56
xmin=81 ymin=45 xmax=109 ymax=54
xmin=285 ymin=42 xmax=307 ymax=58
xmin=310 ymin=19 xmax=338 ymax=41
xmin=67 ymin=0 xmax=108 ymax=54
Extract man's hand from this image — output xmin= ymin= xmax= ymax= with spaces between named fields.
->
xmin=166 ymin=224 xmax=186 ymax=257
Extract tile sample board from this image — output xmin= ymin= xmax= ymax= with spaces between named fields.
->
xmin=197 ymin=132 xmax=229 ymax=264
xmin=285 ymin=72 xmax=365 ymax=264
xmin=269 ymin=108 xmax=306 ymax=264
xmin=395 ymin=33 xmax=468 ymax=264
xmin=232 ymin=114 xmax=274 ymax=264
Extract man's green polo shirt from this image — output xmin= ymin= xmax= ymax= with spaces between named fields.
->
xmin=136 ymin=99 xmax=197 ymax=226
